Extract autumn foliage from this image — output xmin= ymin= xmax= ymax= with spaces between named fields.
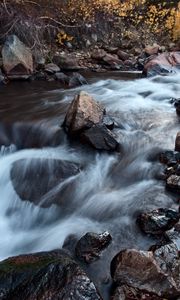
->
xmin=0 ymin=0 xmax=179 ymax=49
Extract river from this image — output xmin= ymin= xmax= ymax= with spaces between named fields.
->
xmin=0 ymin=72 xmax=179 ymax=298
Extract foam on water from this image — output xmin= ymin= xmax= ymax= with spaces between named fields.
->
xmin=0 ymin=73 xmax=179 ymax=261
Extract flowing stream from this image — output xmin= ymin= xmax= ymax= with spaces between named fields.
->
xmin=0 ymin=73 xmax=179 ymax=298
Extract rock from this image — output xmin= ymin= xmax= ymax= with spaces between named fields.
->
xmin=63 ymin=91 xmax=105 ymax=134
xmin=2 ymin=35 xmax=33 ymax=76
xmin=103 ymin=115 xmax=115 ymax=130
xmin=143 ymin=52 xmax=180 ymax=77
xmin=103 ymin=46 xmax=118 ymax=54
xmin=34 ymin=71 xmax=47 ymax=80
xmin=137 ymin=208 xmax=180 ymax=235
xmin=103 ymin=54 xmax=124 ymax=69
xmin=175 ymin=132 xmax=180 ymax=152
xmin=54 ymin=72 xmax=69 ymax=84
xmin=68 ymin=72 xmax=87 ymax=88
xmin=53 ymin=54 xmax=80 ymax=71
xmin=159 ymin=150 xmax=180 ymax=164
xmin=111 ymin=285 xmax=162 ymax=300
xmin=81 ymin=124 xmax=119 ymax=151
xmin=0 ymin=249 xmax=102 ymax=300
xmin=111 ymin=248 xmax=180 ymax=298
xmin=0 ymin=69 xmax=5 ymax=84
xmin=166 ymin=175 xmax=180 ymax=193
xmin=144 ymin=45 xmax=160 ymax=56
xmin=45 ymin=63 xmax=60 ymax=74
xmin=117 ymin=50 xmax=129 ymax=61
xmin=174 ymin=98 xmax=180 ymax=116
xmin=75 ymin=231 xmax=112 ymax=263
xmin=91 ymin=49 xmax=106 ymax=60
xmin=11 ymin=158 xmax=80 ymax=207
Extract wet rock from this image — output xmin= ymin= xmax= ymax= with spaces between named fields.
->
xmin=111 ymin=285 xmax=162 ymax=300
xmin=143 ymin=52 xmax=180 ymax=77
xmin=111 ymin=248 xmax=180 ymax=298
xmin=144 ymin=45 xmax=160 ymax=56
xmin=174 ymin=98 xmax=180 ymax=116
xmin=117 ymin=50 xmax=129 ymax=61
xmin=166 ymin=175 xmax=180 ymax=193
xmin=68 ymin=72 xmax=87 ymax=88
xmin=55 ymin=72 xmax=69 ymax=84
xmin=75 ymin=231 xmax=112 ymax=263
xmin=175 ymin=132 xmax=180 ymax=152
xmin=91 ymin=49 xmax=106 ymax=60
xmin=81 ymin=124 xmax=119 ymax=151
xmin=2 ymin=35 xmax=33 ymax=76
xmin=62 ymin=234 xmax=79 ymax=254
xmin=103 ymin=115 xmax=115 ymax=130
xmin=137 ymin=208 xmax=180 ymax=235
xmin=159 ymin=150 xmax=180 ymax=164
xmin=11 ymin=158 xmax=80 ymax=207
xmin=0 ymin=249 xmax=102 ymax=300
xmin=53 ymin=54 xmax=80 ymax=71
xmin=63 ymin=91 xmax=105 ymax=134
xmin=45 ymin=63 xmax=60 ymax=74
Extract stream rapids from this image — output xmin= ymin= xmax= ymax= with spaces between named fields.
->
xmin=0 ymin=73 xmax=179 ymax=298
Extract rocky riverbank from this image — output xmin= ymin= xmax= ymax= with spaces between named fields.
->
xmin=0 ymin=34 xmax=180 ymax=88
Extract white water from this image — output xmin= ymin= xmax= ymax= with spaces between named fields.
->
xmin=0 ymin=73 xmax=179 ymax=262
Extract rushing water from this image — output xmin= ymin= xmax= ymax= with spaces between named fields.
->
xmin=0 ymin=73 xmax=180 ymax=297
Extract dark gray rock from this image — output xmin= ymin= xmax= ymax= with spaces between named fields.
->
xmin=55 ymin=72 xmax=69 ymax=84
xmin=45 ymin=63 xmax=60 ymax=74
xmin=11 ymin=158 xmax=80 ymax=207
xmin=75 ymin=231 xmax=112 ymax=263
xmin=174 ymin=98 xmax=180 ymax=116
xmin=175 ymin=132 xmax=180 ymax=152
xmin=81 ymin=124 xmax=119 ymax=151
xmin=68 ymin=72 xmax=87 ymax=88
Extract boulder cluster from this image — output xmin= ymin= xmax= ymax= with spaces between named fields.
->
xmin=0 ymin=34 xmax=180 ymax=86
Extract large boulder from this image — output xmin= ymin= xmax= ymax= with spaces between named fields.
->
xmin=137 ymin=208 xmax=180 ymax=235
xmin=2 ymin=35 xmax=33 ymax=76
xmin=11 ymin=158 xmax=80 ymax=207
xmin=53 ymin=54 xmax=80 ymax=71
xmin=175 ymin=132 xmax=180 ymax=152
xmin=111 ymin=246 xmax=180 ymax=298
xmin=0 ymin=249 xmax=102 ymax=300
xmin=81 ymin=124 xmax=119 ymax=151
xmin=63 ymin=91 xmax=105 ymax=134
xmin=143 ymin=52 xmax=180 ymax=77
xmin=75 ymin=231 xmax=112 ymax=263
